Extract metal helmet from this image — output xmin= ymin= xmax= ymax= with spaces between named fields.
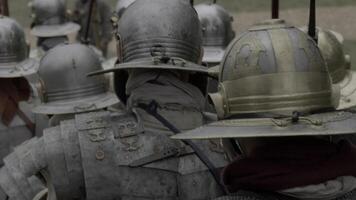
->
xmin=0 ymin=16 xmax=38 ymax=78
xmin=210 ymin=19 xmax=333 ymax=119
xmin=32 ymin=43 xmax=119 ymax=115
xmin=29 ymin=0 xmax=80 ymax=37
xmin=195 ymin=3 xmax=235 ymax=65
xmin=116 ymin=0 xmax=136 ymax=18
xmin=315 ymin=28 xmax=356 ymax=110
xmin=89 ymin=0 xmax=208 ymax=104
xmin=116 ymin=0 xmax=203 ymax=64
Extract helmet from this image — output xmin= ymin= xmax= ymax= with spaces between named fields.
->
xmin=210 ymin=19 xmax=333 ymax=119
xmin=32 ymin=43 xmax=119 ymax=115
xmin=117 ymin=0 xmax=202 ymax=64
xmin=0 ymin=16 xmax=38 ymax=78
xmin=195 ymin=3 xmax=235 ymax=65
xmin=313 ymin=28 xmax=356 ymax=110
xmin=90 ymin=0 xmax=208 ymax=104
xmin=116 ymin=0 xmax=136 ymax=18
xmin=29 ymin=0 xmax=80 ymax=37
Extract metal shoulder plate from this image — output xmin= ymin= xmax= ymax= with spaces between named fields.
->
xmin=74 ymin=111 xmax=135 ymax=200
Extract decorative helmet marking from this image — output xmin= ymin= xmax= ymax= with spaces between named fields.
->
xmin=116 ymin=0 xmax=136 ymax=18
xmin=29 ymin=0 xmax=80 ymax=37
xmin=0 ymin=16 xmax=38 ymax=78
xmin=211 ymin=19 xmax=333 ymax=118
xmin=195 ymin=3 xmax=235 ymax=64
xmin=33 ymin=43 xmax=119 ymax=115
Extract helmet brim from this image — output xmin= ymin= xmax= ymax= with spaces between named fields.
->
xmin=31 ymin=22 xmax=80 ymax=37
xmin=202 ymin=46 xmax=225 ymax=64
xmin=337 ymin=70 xmax=356 ymax=110
xmin=32 ymin=91 xmax=119 ymax=115
xmin=87 ymin=58 xmax=209 ymax=76
xmin=0 ymin=58 xmax=39 ymax=78
xmin=172 ymin=111 xmax=356 ymax=140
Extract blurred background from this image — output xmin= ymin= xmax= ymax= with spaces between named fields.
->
xmin=8 ymin=0 xmax=356 ymax=65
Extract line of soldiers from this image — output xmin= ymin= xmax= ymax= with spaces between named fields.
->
xmin=0 ymin=0 xmax=356 ymax=199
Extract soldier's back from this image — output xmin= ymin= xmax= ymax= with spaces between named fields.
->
xmin=42 ymin=110 xmax=227 ymax=200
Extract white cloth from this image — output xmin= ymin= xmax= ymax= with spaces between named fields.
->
xmin=280 ymin=176 xmax=356 ymax=200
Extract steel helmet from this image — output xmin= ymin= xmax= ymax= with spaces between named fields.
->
xmin=90 ymin=0 xmax=208 ymax=103
xmin=195 ymin=3 xmax=235 ymax=65
xmin=116 ymin=0 xmax=136 ymax=18
xmin=314 ymin=28 xmax=356 ymax=110
xmin=0 ymin=16 xmax=38 ymax=78
xmin=33 ymin=43 xmax=119 ymax=115
xmin=29 ymin=0 xmax=80 ymax=37
xmin=210 ymin=19 xmax=334 ymax=119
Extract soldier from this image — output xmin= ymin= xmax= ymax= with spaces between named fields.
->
xmin=29 ymin=0 xmax=80 ymax=60
xmin=173 ymin=19 xmax=356 ymax=199
xmin=311 ymin=28 xmax=356 ymax=110
xmin=73 ymin=0 xmax=112 ymax=57
xmin=194 ymin=2 xmax=235 ymax=93
xmin=0 ymin=0 xmax=227 ymax=199
xmin=0 ymin=16 xmax=39 ymax=165
xmin=194 ymin=2 xmax=235 ymax=67
xmin=32 ymin=43 xmax=119 ymax=127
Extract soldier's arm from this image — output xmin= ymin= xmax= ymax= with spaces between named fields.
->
xmin=0 ymin=137 xmax=47 ymax=199
xmin=0 ymin=120 xmax=84 ymax=200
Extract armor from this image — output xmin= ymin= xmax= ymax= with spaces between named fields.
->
xmin=0 ymin=16 xmax=38 ymax=78
xmin=195 ymin=3 xmax=235 ymax=65
xmin=210 ymin=19 xmax=333 ymax=119
xmin=0 ymin=17 xmax=39 ymax=163
xmin=0 ymin=0 xmax=227 ymax=199
xmin=0 ymin=110 xmax=227 ymax=200
xmin=29 ymin=0 xmax=80 ymax=38
xmin=32 ymin=43 xmax=119 ymax=115
xmin=116 ymin=0 xmax=136 ymax=18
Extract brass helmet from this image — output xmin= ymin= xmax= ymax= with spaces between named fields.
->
xmin=211 ymin=19 xmax=334 ymax=119
xmin=33 ymin=43 xmax=119 ymax=115
xmin=0 ymin=16 xmax=38 ymax=78
xmin=116 ymin=0 xmax=136 ymax=18
xmin=312 ymin=28 xmax=356 ymax=110
xmin=195 ymin=3 xmax=235 ymax=65
xmin=29 ymin=0 xmax=80 ymax=37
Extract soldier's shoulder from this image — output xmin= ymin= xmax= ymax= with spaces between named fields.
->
xmin=66 ymin=110 xmax=141 ymax=134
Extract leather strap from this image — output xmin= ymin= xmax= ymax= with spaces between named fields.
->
xmin=138 ymin=100 xmax=228 ymax=194
xmin=15 ymin=107 xmax=35 ymax=136
xmin=129 ymin=146 xmax=194 ymax=167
